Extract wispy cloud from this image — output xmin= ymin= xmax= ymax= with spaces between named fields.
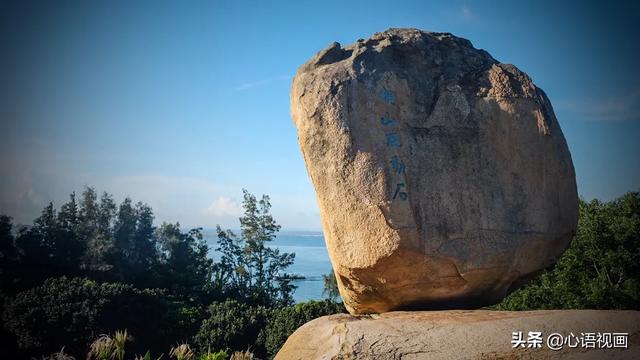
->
xmin=460 ymin=5 xmax=474 ymax=20
xmin=233 ymin=75 xmax=290 ymax=91
xmin=556 ymin=89 xmax=640 ymax=121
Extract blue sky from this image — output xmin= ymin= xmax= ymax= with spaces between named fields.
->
xmin=1 ymin=0 xmax=638 ymax=230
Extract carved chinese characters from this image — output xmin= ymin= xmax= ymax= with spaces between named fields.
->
xmin=291 ymin=29 xmax=578 ymax=314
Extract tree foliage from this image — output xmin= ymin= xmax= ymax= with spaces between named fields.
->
xmin=193 ymin=300 xmax=269 ymax=357
xmin=0 ymin=187 xmax=317 ymax=358
xmin=11 ymin=187 xmax=640 ymax=358
xmin=214 ymin=190 xmax=295 ymax=307
xmin=260 ymin=300 xmax=346 ymax=358
xmin=193 ymin=299 xmax=345 ymax=359
xmin=156 ymin=223 xmax=215 ymax=302
xmin=1 ymin=276 xmax=195 ymax=358
xmin=1 ymin=187 xmax=215 ymax=301
xmin=0 ymin=214 xmax=20 ymax=290
xmin=322 ymin=270 xmax=341 ymax=302
xmin=498 ymin=192 xmax=640 ymax=310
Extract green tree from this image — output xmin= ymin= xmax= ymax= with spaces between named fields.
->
xmin=157 ymin=223 xmax=214 ymax=301
xmin=113 ymin=197 xmax=137 ymax=280
xmin=0 ymin=215 xmax=20 ymax=291
xmin=130 ymin=202 xmax=159 ymax=287
xmin=498 ymin=192 xmax=640 ymax=310
xmin=79 ymin=187 xmax=100 ymax=237
xmin=322 ymin=270 xmax=341 ymax=302
xmin=97 ymin=191 xmax=117 ymax=236
xmin=56 ymin=193 xmax=85 ymax=276
xmin=1 ymin=187 xmax=231 ymax=357
xmin=13 ymin=203 xmax=66 ymax=289
xmin=215 ymin=190 xmax=295 ymax=307
xmin=80 ymin=188 xmax=116 ymax=276
xmin=213 ymin=227 xmax=245 ymax=296
xmin=110 ymin=198 xmax=161 ymax=288
xmin=0 ymin=215 xmax=21 ymax=357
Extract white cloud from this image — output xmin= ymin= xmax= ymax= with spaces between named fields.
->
xmin=204 ymin=196 xmax=243 ymax=217
xmin=0 ymin=136 xmax=321 ymax=230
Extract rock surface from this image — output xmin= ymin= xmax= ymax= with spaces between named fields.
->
xmin=290 ymin=28 xmax=579 ymax=314
xmin=275 ymin=310 xmax=640 ymax=359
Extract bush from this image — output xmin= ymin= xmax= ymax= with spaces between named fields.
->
xmin=3 ymin=277 xmax=110 ymax=356
xmin=193 ymin=300 xmax=268 ymax=357
xmin=2 ymin=277 xmax=197 ymax=358
xmin=260 ymin=300 xmax=346 ymax=358
xmin=498 ymin=193 xmax=640 ymax=310
xmin=193 ymin=299 xmax=345 ymax=359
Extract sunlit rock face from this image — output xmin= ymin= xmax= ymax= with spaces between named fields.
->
xmin=275 ymin=310 xmax=640 ymax=359
xmin=290 ymin=28 xmax=578 ymax=315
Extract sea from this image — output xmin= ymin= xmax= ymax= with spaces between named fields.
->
xmin=202 ymin=230 xmax=332 ymax=303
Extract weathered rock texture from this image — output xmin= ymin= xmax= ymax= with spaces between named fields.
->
xmin=291 ymin=28 xmax=578 ymax=314
xmin=275 ymin=310 xmax=640 ymax=360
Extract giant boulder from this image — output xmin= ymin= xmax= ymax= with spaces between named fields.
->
xmin=275 ymin=310 xmax=640 ymax=359
xmin=290 ymin=28 xmax=579 ymax=314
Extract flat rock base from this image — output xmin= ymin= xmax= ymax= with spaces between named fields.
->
xmin=275 ymin=310 xmax=640 ymax=359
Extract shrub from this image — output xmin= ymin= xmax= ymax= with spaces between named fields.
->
xmin=3 ymin=277 xmax=108 ymax=356
xmin=260 ymin=300 xmax=346 ymax=358
xmin=193 ymin=300 xmax=268 ymax=357
xmin=199 ymin=348 xmax=229 ymax=360
xmin=193 ymin=300 xmax=345 ymax=359
xmin=2 ymin=277 xmax=191 ymax=358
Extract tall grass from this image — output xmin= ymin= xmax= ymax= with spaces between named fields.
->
xmin=46 ymin=335 xmax=251 ymax=360
xmin=134 ymin=351 xmax=165 ymax=360
xmin=113 ymin=330 xmax=129 ymax=360
xmin=169 ymin=344 xmax=195 ymax=360
xmin=87 ymin=330 xmax=129 ymax=360
xmin=88 ymin=334 xmax=115 ymax=360
xmin=39 ymin=347 xmax=75 ymax=360
xmin=230 ymin=350 xmax=254 ymax=360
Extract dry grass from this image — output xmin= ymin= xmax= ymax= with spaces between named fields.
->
xmin=38 ymin=347 xmax=75 ymax=360
xmin=87 ymin=330 xmax=129 ymax=360
xmin=230 ymin=349 xmax=255 ymax=360
xmin=169 ymin=343 xmax=195 ymax=360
